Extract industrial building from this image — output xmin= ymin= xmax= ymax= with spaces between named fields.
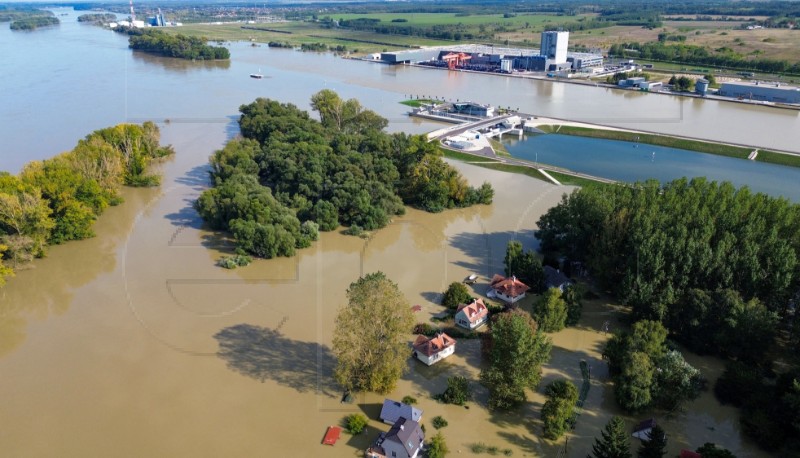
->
xmin=718 ymin=81 xmax=800 ymax=104
xmin=695 ymin=79 xmax=710 ymax=96
xmin=540 ymin=31 xmax=569 ymax=64
xmin=378 ymin=37 xmax=602 ymax=75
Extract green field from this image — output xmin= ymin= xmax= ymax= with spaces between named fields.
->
xmin=331 ymin=12 xmax=574 ymax=27
xmin=400 ymin=99 xmax=436 ymax=107
xmin=166 ymin=22 xmax=454 ymax=54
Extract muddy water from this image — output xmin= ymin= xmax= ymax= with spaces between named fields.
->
xmin=0 ymin=117 xmax=771 ymax=457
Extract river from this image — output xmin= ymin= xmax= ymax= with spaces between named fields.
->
xmin=0 ymin=7 xmax=782 ymax=457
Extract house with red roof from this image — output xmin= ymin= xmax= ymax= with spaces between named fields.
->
xmin=487 ymin=274 xmax=530 ymax=304
xmin=412 ymin=333 xmax=456 ymax=366
xmin=455 ymin=298 xmax=489 ymax=329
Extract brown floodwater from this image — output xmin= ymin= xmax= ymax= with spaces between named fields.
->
xmin=0 ymin=118 xmax=772 ymax=457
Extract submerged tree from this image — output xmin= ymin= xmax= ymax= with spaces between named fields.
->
xmin=481 ymin=309 xmax=551 ymax=409
xmin=503 ymin=240 xmax=546 ymax=293
xmin=332 ymin=272 xmax=414 ymax=394
xmin=442 ymin=281 xmax=473 ymax=310
xmin=533 ymin=287 xmax=569 ymax=332
xmin=590 ymin=416 xmax=632 ymax=458
xmin=541 ymin=378 xmax=578 ymax=440
xmin=637 ymin=424 xmax=667 ymax=458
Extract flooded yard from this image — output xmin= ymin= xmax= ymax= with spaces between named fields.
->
xmin=0 ymin=122 xmax=770 ymax=457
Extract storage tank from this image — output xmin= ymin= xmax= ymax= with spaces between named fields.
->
xmin=696 ymin=78 xmax=710 ymax=96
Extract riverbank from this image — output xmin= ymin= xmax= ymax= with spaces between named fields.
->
xmin=402 ymin=61 xmax=800 ymax=113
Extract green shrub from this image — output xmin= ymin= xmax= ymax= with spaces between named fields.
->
xmin=345 ymin=413 xmax=368 ymax=434
xmin=402 ymin=395 xmax=417 ymax=405
xmin=436 ymin=376 xmax=470 ymax=405
xmin=217 ymin=254 xmax=253 ymax=269
xmin=432 ymin=415 xmax=448 ymax=429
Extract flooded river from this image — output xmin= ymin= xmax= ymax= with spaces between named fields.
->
xmin=0 ymin=7 xmax=783 ymax=457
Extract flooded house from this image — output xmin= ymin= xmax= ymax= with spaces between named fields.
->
xmin=412 ymin=333 xmax=456 ymax=366
xmin=487 ymin=274 xmax=530 ymax=304
xmin=455 ymin=298 xmax=489 ymax=329
xmin=379 ymin=399 xmax=423 ymax=425
xmin=365 ymin=417 xmax=425 ymax=458
xmin=544 ymin=265 xmax=573 ymax=292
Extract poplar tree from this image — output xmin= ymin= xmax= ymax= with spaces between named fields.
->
xmin=333 ymin=272 xmax=414 ymax=394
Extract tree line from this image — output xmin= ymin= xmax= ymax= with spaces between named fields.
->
xmin=194 ymin=90 xmax=493 ymax=259
xmin=609 ymin=42 xmax=800 ymax=75
xmin=0 ymin=122 xmax=173 ymax=287
xmin=77 ymin=13 xmax=117 ymax=24
xmin=536 ymin=178 xmax=800 ymax=453
xmin=117 ymin=27 xmax=230 ymax=60
xmin=9 ymin=15 xmax=59 ymax=31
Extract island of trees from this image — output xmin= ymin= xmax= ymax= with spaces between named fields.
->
xmin=77 ymin=13 xmax=116 ymax=25
xmin=9 ymin=13 xmax=59 ymax=31
xmin=536 ymin=178 xmax=800 ymax=454
xmin=194 ymin=90 xmax=493 ymax=259
xmin=115 ymin=27 xmax=229 ymax=60
xmin=0 ymin=122 xmax=173 ymax=287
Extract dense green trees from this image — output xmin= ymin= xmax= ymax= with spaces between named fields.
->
xmin=10 ymin=15 xmax=59 ymax=30
xmin=77 ymin=13 xmax=116 ymax=24
xmin=480 ymin=309 xmax=551 ymax=410
xmin=536 ymin=178 xmax=799 ymax=449
xmin=332 ymin=272 xmax=414 ymax=394
xmin=537 ymin=178 xmax=798 ymax=328
xmin=590 ymin=416 xmax=632 ymax=458
xmin=503 ymin=240 xmax=545 ymax=293
xmin=442 ymin=282 xmax=473 ymax=310
xmin=0 ymin=123 xmax=171 ymax=285
xmin=197 ymin=92 xmax=492 ymax=258
xmin=121 ymin=27 xmax=230 ymax=60
xmin=541 ymin=379 xmax=578 ymax=440
xmin=609 ymin=41 xmax=800 ymax=75
xmin=604 ymin=320 xmax=702 ymax=412
xmin=533 ymin=287 xmax=569 ymax=332
xmin=668 ymin=75 xmax=694 ymax=92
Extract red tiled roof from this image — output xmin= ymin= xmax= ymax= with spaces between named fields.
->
xmin=456 ymin=298 xmax=489 ymax=323
xmin=490 ymin=274 xmax=530 ymax=298
xmin=413 ymin=333 xmax=456 ymax=357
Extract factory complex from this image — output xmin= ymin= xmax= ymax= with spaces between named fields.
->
xmin=376 ymin=31 xmax=604 ymax=75
xmin=718 ymin=81 xmax=800 ymax=104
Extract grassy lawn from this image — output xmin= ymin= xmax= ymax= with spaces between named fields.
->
xmin=400 ymin=99 xmax=436 ymax=108
xmin=166 ymin=21 xmax=454 ymax=54
xmin=489 ymin=138 xmax=510 ymax=157
xmin=546 ymin=171 xmax=608 ymax=187
xmin=331 ymin=12 xmax=576 ymax=28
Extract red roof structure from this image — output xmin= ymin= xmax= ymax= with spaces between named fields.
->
xmin=679 ymin=451 xmax=702 ymax=458
xmin=413 ymin=333 xmax=456 ymax=357
xmin=456 ymin=298 xmax=489 ymax=325
xmin=322 ymin=426 xmax=342 ymax=445
xmin=489 ymin=274 xmax=530 ymax=299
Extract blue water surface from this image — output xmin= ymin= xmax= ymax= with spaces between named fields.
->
xmin=504 ymin=134 xmax=800 ymax=201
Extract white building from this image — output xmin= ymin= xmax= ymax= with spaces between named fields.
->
xmin=455 ymin=298 xmax=489 ymax=329
xmin=412 ymin=333 xmax=456 ymax=365
xmin=541 ymin=31 xmax=569 ymax=63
